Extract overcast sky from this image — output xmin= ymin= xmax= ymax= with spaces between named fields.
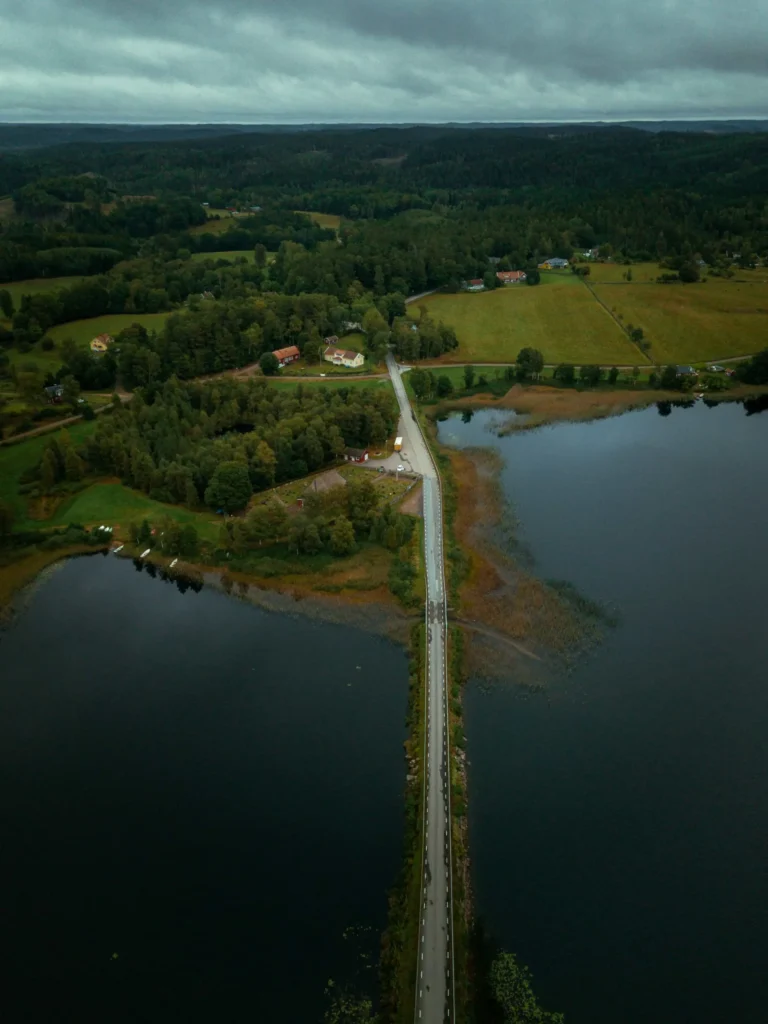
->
xmin=1 ymin=0 xmax=767 ymax=123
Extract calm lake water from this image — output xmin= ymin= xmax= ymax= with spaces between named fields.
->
xmin=439 ymin=400 xmax=768 ymax=1024
xmin=0 ymin=557 xmax=407 ymax=1023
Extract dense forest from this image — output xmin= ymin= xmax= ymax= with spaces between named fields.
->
xmin=2 ymin=126 xmax=767 ymax=279
xmin=84 ymin=377 xmax=398 ymax=509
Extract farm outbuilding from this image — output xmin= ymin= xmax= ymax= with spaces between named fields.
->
xmin=272 ymin=345 xmax=300 ymax=366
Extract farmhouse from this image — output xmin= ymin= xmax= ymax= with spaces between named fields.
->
xmin=496 ymin=270 xmax=527 ymax=284
xmin=90 ymin=333 xmax=113 ymax=353
xmin=538 ymin=257 xmax=570 ymax=270
xmin=344 ymin=447 xmax=369 ymax=463
xmin=676 ymin=365 xmax=698 ymax=377
xmin=465 ymin=279 xmax=485 ymax=292
xmin=324 ymin=344 xmax=365 ymax=368
xmin=272 ymin=345 xmax=300 ymax=367
xmin=44 ymin=384 xmax=63 ymax=403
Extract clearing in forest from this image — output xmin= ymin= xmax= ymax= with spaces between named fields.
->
xmin=8 ymin=312 xmax=174 ymax=375
xmin=295 ymin=211 xmax=342 ymax=230
xmin=592 ymin=280 xmax=768 ymax=363
xmin=189 ymin=250 xmax=256 ymax=263
xmin=0 ymin=276 xmax=87 ymax=311
xmin=415 ymin=273 xmax=644 ymax=365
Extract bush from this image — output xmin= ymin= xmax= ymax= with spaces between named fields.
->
xmin=41 ymin=337 xmax=55 ymax=351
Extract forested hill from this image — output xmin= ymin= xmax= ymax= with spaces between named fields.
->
xmin=1 ymin=120 xmax=767 ymax=152
xmin=4 ymin=125 xmax=768 ymax=199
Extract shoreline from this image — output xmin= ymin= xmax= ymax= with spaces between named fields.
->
xmin=433 ymin=381 xmax=768 ymax=430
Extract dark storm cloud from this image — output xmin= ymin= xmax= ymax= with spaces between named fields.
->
xmin=1 ymin=0 xmax=767 ymax=121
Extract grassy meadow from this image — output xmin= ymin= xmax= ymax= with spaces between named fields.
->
xmin=0 ymin=420 xmax=98 ymax=523
xmin=44 ymin=483 xmax=221 ymax=541
xmin=593 ymin=279 xmax=768 ymax=363
xmin=48 ymin=312 xmax=172 ymax=346
xmin=0 ymin=275 xmax=86 ymax=311
xmin=7 ymin=312 xmax=173 ymax=375
xmin=296 ymin=211 xmax=342 ymax=230
xmin=417 ymin=273 xmax=645 ymax=365
xmin=0 ymin=422 xmax=220 ymax=540
xmin=189 ymin=210 xmax=239 ymax=235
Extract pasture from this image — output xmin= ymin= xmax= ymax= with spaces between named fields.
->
xmin=8 ymin=312 xmax=173 ymax=375
xmin=189 ymin=211 xmax=239 ymax=236
xmin=592 ymin=280 xmax=768 ymax=363
xmin=416 ymin=274 xmax=645 ymax=366
xmin=0 ymin=276 xmax=86 ymax=312
xmin=44 ymin=483 xmax=220 ymax=541
xmin=296 ymin=211 xmax=342 ymax=230
xmin=48 ymin=312 xmax=172 ymax=347
xmin=0 ymin=420 xmax=98 ymax=524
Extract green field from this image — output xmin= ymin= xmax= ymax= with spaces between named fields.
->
xmin=48 ymin=312 xmax=172 ymax=346
xmin=189 ymin=212 xmax=238 ymax=236
xmin=45 ymin=483 xmax=220 ymax=540
xmin=0 ymin=422 xmax=221 ymax=539
xmin=6 ymin=312 xmax=173 ymax=375
xmin=0 ymin=275 xmax=86 ymax=310
xmin=593 ymin=280 xmax=768 ymax=363
xmin=296 ymin=210 xmax=342 ymax=230
xmin=417 ymin=274 xmax=645 ymax=365
xmin=189 ymin=250 xmax=256 ymax=263
xmin=0 ymin=420 xmax=98 ymax=524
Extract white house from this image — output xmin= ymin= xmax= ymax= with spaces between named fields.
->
xmin=324 ymin=345 xmax=364 ymax=369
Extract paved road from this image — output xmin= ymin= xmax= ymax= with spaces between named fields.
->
xmin=386 ymin=352 xmax=455 ymax=1023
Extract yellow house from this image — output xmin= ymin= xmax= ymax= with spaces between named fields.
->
xmin=90 ymin=333 xmax=113 ymax=354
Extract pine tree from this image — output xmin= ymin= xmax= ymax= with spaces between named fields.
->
xmin=65 ymin=447 xmax=85 ymax=481
xmin=40 ymin=449 xmax=59 ymax=491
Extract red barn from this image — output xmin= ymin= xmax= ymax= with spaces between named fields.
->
xmin=272 ymin=345 xmax=300 ymax=367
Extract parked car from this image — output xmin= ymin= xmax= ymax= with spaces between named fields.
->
xmin=707 ymin=364 xmax=725 ymax=372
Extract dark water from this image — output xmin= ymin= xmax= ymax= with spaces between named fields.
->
xmin=0 ymin=556 xmax=407 ymax=1023
xmin=439 ymin=400 xmax=768 ymax=1024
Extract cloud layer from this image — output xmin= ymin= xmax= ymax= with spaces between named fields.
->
xmin=1 ymin=0 xmax=767 ymax=122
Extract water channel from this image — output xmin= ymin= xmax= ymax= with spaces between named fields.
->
xmin=0 ymin=556 xmax=408 ymax=1022
xmin=439 ymin=399 xmax=768 ymax=1024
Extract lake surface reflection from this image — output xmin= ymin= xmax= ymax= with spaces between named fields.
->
xmin=439 ymin=399 xmax=768 ymax=1024
xmin=0 ymin=556 xmax=407 ymax=1022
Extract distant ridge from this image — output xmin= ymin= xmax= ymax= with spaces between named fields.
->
xmin=0 ymin=119 xmax=767 ymax=151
